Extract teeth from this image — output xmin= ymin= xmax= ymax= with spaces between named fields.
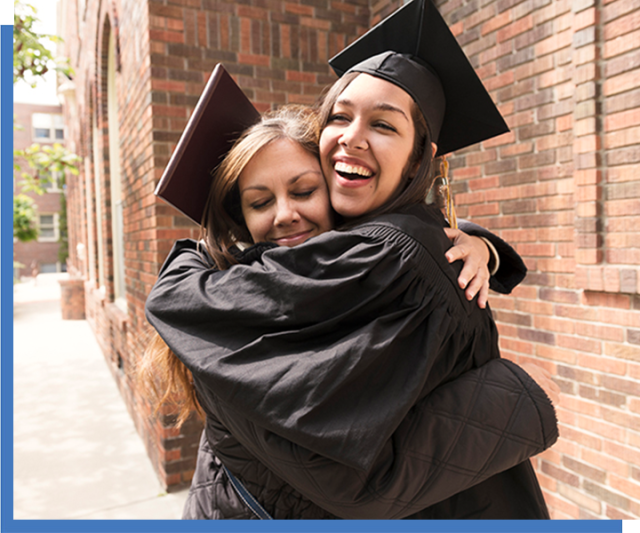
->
xmin=334 ymin=161 xmax=373 ymax=178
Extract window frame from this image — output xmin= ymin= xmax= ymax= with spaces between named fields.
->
xmin=31 ymin=113 xmax=65 ymax=143
xmin=37 ymin=213 xmax=60 ymax=242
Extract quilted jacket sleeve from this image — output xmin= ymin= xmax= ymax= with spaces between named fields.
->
xmin=457 ymin=219 xmax=527 ymax=294
xmin=211 ymin=357 xmax=557 ymax=519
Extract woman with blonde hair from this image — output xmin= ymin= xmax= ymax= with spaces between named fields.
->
xmin=140 ymin=103 xmax=330 ymax=427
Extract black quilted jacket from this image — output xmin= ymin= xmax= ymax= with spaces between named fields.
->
xmin=146 ymin=204 xmax=557 ymax=519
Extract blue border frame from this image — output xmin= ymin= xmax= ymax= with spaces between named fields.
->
xmin=2 ymin=19 xmax=15 ymax=532
xmin=0 ymin=11 xmax=628 ymax=533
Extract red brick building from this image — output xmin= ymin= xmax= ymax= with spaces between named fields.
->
xmin=59 ymin=0 xmax=640 ymax=518
xmin=14 ymin=103 xmax=67 ymax=278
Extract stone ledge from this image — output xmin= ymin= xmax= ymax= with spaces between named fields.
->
xmin=576 ymin=265 xmax=640 ymax=295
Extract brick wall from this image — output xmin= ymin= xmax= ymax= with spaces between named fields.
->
xmin=146 ymin=0 xmax=370 ymax=269
xmin=13 ymin=241 xmax=62 ymax=276
xmin=438 ymin=0 xmax=640 ymax=519
xmin=60 ymin=0 xmax=640 ymax=516
xmin=60 ymin=0 xmax=369 ymax=491
xmin=144 ymin=0 xmax=370 ymax=489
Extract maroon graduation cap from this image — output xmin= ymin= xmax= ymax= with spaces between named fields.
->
xmin=155 ymin=64 xmax=261 ymax=224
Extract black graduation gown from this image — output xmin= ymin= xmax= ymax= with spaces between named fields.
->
xmin=146 ymin=204 xmax=557 ymax=519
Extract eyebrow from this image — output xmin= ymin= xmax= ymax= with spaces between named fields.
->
xmin=240 ymin=170 xmax=323 ymax=195
xmin=335 ymin=98 xmax=410 ymax=122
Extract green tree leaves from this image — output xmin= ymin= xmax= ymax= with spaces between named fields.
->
xmin=13 ymin=194 xmax=39 ymax=242
xmin=13 ymin=1 xmax=72 ymax=86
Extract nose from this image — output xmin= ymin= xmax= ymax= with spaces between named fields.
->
xmin=274 ymin=198 xmax=300 ymax=226
xmin=339 ymin=119 xmax=367 ymax=150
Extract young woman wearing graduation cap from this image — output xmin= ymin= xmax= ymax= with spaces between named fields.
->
xmin=145 ymin=0 xmax=559 ymax=519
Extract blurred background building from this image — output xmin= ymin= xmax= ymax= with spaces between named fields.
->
xmin=54 ymin=0 xmax=640 ymax=519
xmin=13 ymin=102 xmax=68 ymax=278
xmin=14 ymin=0 xmax=68 ymax=280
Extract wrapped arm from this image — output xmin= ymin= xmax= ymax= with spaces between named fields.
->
xmin=146 ymin=206 xmax=549 ymax=480
xmin=146 ymin=223 xmax=461 ymax=472
xmin=458 ymin=219 xmax=527 ymax=294
xmin=211 ymin=358 xmax=557 ymax=519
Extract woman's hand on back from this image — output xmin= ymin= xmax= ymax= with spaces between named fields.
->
xmin=519 ymin=363 xmax=560 ymax=407
xmin=444 ymin=227 xmax=491 ymax=308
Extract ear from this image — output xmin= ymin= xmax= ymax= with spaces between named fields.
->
xmin=407 ymin=142 xmax=439 ymax=180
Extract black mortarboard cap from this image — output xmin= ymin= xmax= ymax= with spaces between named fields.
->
xmin=329 ymin=0 xmax=509 ymax=156
xmin=155 ymin=64 xmax=261 ymax=223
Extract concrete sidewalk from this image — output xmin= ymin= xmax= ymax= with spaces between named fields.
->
xmin=13 ymin=273 xmax=189 ymax=519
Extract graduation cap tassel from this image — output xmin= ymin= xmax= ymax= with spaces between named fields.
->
xmin=432 ymin=156 xmax=457 ymax=229
xmin=441 ymin=157 xmax=457 ymax=229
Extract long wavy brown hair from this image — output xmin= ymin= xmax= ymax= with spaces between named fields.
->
xmin=138 ymin=105 xmax=321 ymax=428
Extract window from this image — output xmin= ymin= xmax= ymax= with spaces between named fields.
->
xmin=92 ymin=118 xmax=106 ymax=289
xmin=38 ymin=214 xmax=59 ymax=242
xmin=41 ymin=171 xmax=63 ymax=192
xmin=32 ymin=113 xmax=64 ymax=142
xmin=38 ymin=262 xmax=66 ymax=274
xmin=39 ymin=263 xmax=58 ymax=274
xmin=108 ymin=28 xmax=126 ymax=311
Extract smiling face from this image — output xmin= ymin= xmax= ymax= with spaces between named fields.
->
xmin=238 ymin=139 xmax=333 ymax=247
xmin=319 ymin=74 xmax=417 ymax=219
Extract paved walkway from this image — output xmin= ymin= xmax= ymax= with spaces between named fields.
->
xmin=12 ymin=273 xmax=189 ymax=519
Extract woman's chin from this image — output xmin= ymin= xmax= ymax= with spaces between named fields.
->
xmin=332 ymin=201 xmax=367 ymax=220
xmin=330 ymin=190 xmax=382 ymax=220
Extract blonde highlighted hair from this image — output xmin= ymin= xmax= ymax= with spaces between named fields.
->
xmin=139 ymin=105 xmax=321 ymax=427
xmin=137 ymin=330 xmax=203 ymax=427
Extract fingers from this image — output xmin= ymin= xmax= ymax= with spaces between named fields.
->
xmin=458 ymin=257 xmax=482 ymax=289
xmin=520 ymin=363 xmax=561 ymax=406
xmin=443 ymin=227 xmax=458 ymax=241
xmin=444 ymin=228 xmax=492 ymax=305
xmin=463 ymin=265 xmax=490 ymax=306
xmin=445 ymin=246 xmax=466 ymax=265
xmin=443 ymin=228 xmax=463 ymax=264
xmin=476 ymin=280 xmax=490 ymax=309
xmin=543 ymin=369 xmax=561 ymax=405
